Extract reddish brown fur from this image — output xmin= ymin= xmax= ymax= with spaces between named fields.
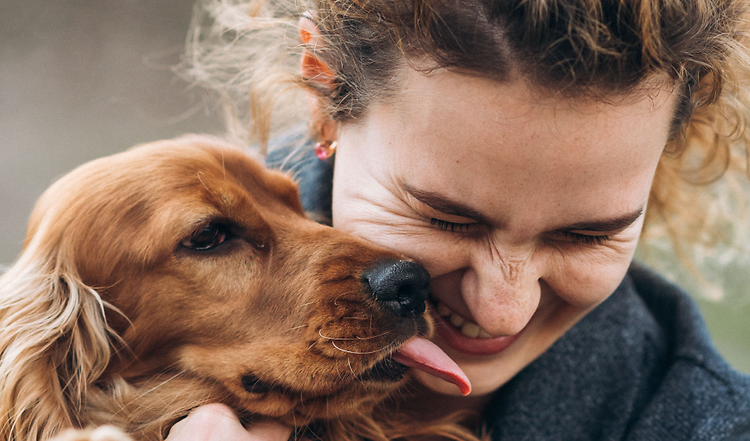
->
xmin=0 ymin=136 xmax=482 ymax=440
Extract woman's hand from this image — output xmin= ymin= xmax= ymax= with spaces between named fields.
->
xmin=166 ymin=404 xmax=292 ymax=441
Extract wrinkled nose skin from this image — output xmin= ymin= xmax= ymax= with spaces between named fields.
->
xmin=363 ymin=260 xmax=431 ymax=317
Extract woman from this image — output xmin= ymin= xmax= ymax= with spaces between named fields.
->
xmin=170 ymin=0 xmax=750 ymax=439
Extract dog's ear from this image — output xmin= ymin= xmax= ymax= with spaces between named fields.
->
xmin=0 ymin=239 xmax=116 ymax=440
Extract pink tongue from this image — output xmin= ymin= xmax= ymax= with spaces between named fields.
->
xmin=392 ymin=337 xmax=471 ymax=396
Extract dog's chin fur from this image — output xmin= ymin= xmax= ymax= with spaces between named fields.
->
xmin=0 ymin=136 xmax=484 ymax=441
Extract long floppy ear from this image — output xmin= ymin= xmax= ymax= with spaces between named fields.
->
xmin=0 ymin=238 xmax=115 ymax=440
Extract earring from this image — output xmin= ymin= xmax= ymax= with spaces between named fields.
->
xmin=314 ymin=140 xmax=338 ymax=161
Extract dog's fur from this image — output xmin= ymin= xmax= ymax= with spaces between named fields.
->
xmin=0 ymin=136 xmax=481 ymax=441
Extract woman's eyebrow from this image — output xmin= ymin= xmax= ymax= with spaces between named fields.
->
xmin=559 ymin=208 xmax=645 ymax=232
xmin=403 ymin=184 xmax=492 ymax=223
xmin=406 ymin=184 xmax=644 ymax=233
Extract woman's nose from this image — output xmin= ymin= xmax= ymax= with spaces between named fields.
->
xmin=461 ymin=243 xmax=542 ymax=336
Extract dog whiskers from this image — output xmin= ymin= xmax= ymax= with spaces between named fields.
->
xmin=357 ymin=332 xmax=392 ymax=340
xmin=331 ymin=341 xmax=384 ymax=355
xmin=318 ymin=330 xmax=391 ymax=341
xmin=282 ymin=324 xmax=308 ymax=334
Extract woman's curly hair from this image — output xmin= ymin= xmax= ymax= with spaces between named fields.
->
xmin=182 ymin=0 xmax=750 ymax=273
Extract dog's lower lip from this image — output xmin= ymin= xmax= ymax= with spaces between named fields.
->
xmin=361 ymin=356 xmax=408 ymax=382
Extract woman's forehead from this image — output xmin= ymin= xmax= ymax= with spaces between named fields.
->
xmin=374 ymin=68 xmax=676 ymax=164
xmin=343 ymin=67 xmax=678 ymax=229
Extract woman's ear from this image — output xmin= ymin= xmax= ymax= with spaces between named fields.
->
xmin=299 ymin=14 xmax=335 ymax=88
xmin=299 ymin=14 xmax=338 ymax=142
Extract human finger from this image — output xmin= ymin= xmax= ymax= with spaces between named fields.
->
xmin=166 ymin=403 xmax=291 ymax=441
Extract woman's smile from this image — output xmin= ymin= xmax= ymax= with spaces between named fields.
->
xmin=433 ymin=296 xmax=495 ymax=339
xmin=429 ymin=295 xmax=525 ymax=356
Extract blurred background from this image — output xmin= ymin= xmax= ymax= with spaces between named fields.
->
xmin=0 ymin=0 xmax=223 ymax=256
xmin=1 ymin=1 xmax=748 ymax=372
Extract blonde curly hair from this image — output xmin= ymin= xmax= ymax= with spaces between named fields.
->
xmin=182 ymin=0 xmax=750 ymax=279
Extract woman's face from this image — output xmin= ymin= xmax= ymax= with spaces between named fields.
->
xmin=332 ymin=68 xmax=677 ymax=396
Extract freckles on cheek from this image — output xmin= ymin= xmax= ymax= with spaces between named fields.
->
xmin=548 ymin=259 xmax=631 ymax=309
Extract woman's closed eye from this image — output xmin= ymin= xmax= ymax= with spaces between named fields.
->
xmin=430 ymin=218 xmax=474 ymax=233
xmin=555 ymin=231 xmax=612 ymax=246
xmin=431 ymin=218 xmax=613 ymax=246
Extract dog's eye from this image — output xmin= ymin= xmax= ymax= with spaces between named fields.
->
xmin=182 ymin=223 xmax=228 ymax=251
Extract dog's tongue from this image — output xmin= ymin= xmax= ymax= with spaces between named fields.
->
xmin=392 ymin=337 xmax=471 ymax=396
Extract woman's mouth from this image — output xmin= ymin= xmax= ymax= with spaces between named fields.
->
xmin=430 ymin=297 xmax=524 ymax=356
xmin=436 ymin=300 xmax=494 ymax=338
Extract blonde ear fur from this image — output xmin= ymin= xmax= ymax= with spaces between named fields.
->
xmin=0 ymin=243 xmax=115 ymax=440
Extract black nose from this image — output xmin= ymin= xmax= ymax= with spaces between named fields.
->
xmin=362 ymin=259 xmax=430 ymax=317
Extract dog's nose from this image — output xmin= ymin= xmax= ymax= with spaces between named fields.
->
xmin=363 ymin=259 xmax=430 ymax=317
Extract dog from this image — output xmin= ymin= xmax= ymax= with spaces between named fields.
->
xmin=0 ymin=135 xmax=475 ymax=441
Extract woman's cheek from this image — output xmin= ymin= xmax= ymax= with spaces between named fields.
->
xmin=543 ymin=243 xmax=637 ymax=308
xmin=388 ymin=232 xmax=471 ymax=277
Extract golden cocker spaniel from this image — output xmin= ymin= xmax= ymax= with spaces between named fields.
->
xmin=0 ymin=136 xmax=473 ymax=441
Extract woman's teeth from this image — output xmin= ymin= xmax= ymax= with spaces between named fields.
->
xmin=436 ymin=300 xmax=493 ymax=339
